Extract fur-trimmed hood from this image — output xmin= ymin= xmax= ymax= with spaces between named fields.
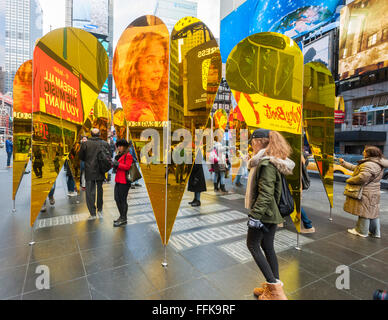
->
xmin=248 ymin=148 xmax=295 ymax=176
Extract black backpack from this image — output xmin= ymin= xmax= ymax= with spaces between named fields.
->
xmin=97 ymin=143 xmax=112 ymax=174
xmin=278 ymin=173 xmax=295 ymax=217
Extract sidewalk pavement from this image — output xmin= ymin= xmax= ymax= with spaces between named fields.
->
xmin=0 ymin=151 xmax=387 ymax=300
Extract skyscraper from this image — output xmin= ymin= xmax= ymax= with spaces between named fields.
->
xmin=154 ymin=0 xmax=197 ymax=32
xmin=3 ymin=0 xmax=43 ymax=94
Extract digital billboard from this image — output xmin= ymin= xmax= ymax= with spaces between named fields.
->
xmin=220 ymin=0 xmax=342 ymax=62
xmin=339 ymin=0 xmax=388 ymax=80
xmin=72 ymin=0 xmax=109 ymax=36
xmin=303 ymin=34 xmax=331 ymax=70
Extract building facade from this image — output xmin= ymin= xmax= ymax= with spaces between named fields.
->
xmin=154 ymin=0 xmax=197 ymax=32
xmin=3 ymin=0 xmax=42 ymax=94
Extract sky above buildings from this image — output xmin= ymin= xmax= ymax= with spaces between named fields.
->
xmin=38 ymin=0 xmax=220 ymax=47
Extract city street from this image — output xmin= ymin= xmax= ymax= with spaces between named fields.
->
xmin=0 ymin=151 xmax=387 ymax=300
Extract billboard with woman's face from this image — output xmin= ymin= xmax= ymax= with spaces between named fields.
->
xmin=113 ymin=16 xmax=169 ymax=123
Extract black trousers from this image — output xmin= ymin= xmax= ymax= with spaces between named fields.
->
xmin=85 ymin=180 xmax=104 ymax=215
xmin=114 ymin=183 xmax=130 ymax=220
xmin=246 ymin=223 xmax=279 ymax=283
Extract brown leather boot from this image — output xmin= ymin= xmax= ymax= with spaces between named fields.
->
xmin=253 ymin=283 xmax=266 ymax=297
xmin=259 ymin=281 xmax=288 ymax=300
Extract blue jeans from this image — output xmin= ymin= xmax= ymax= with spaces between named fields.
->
xmin=214 ymin=171 xmax=225 ymax=185
xmin=48 ymin=182 xmax=55 ymax=199
xmin=6 ymin=152 xmax=12 ymax=166
xmin=356 ymin=217 xmax=380 ymax=237
xmin=235 ymin=175 xmax=241 ymax=184
xmin=194 ymin=192 xmax=201 ymax=201
xmin=67 ymin=175 xmax=75 ymax=192
xmin=301 ymin=207 xmax=313 ymax=229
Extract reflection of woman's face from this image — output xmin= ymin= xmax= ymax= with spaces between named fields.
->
xmin=137 ymin=42 xmax=165 ymax=92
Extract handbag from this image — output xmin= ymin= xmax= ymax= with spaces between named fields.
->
xmin=125 ymin=154 xmax=142 ymax=183
xmin=344 ymin=184 xmax=364 ymax=200
xmin=343 ymin=163 xmax=379 ymax=199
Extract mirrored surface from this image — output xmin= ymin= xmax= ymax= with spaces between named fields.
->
xmin=303 ymin=62 xmax=335 ymax=208
xmin=226 ymin=32 xmax=303 ymax=231
xmin=31 ymin=27 xmax=108 ymax=226
xmin=13 ymin=60 xmax=33 ymax=201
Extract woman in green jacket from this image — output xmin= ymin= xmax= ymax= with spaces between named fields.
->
xmin=245 ymin=129 xmax=295 ymax=300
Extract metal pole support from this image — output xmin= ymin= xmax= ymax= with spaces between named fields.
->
xmin=329 ymin=206 xmax=333 ymax=222
xmin=295 ymin=232 xmax=301 ymax=251
xmin=12 ymin=200 xmax=16 ymax=213
xmin=161 ymin=245 xmax=168 ymax=268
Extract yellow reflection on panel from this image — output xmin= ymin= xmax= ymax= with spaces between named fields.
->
xmin=228 ymin=106 xmax=248 ymax=182
xmin=113 ymin=15 xmax=170 ymax=244
xmin=113 ymin=108 xmax=127 ymax=140
xmin=13 ymin=60 xmax=32 ymax=201
xmin=303 ymin=62 xmax=335 ymax=208
xmin=31 ymin=27 xmax=108 ymax=226
xmin=165 ymin=17 xmax=221 ymax=245
xmin=226 ymin=32 xmax=303 ymax=232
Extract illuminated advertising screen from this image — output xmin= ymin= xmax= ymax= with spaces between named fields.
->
xmin=72 ymin=0 xmax=109 ymax=36
xmin=339 ymin=0 xmax=388 ymax=80
xmin=33 ymin=46 xmax=84 ymax=124
xmin=220 ymin=0 xmax=342 ymax=62
xmin=303 ymin=34 xmax=331 ymax=70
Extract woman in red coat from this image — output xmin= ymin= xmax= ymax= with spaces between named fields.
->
xmin=112 ymin=139 xmax=133 ymax=227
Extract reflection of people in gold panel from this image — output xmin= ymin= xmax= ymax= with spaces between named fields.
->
xmin=116 ymin=32 xmax=169 ymax=122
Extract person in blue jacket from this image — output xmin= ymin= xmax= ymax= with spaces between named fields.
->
xmin=5 ymin=137 xmax=13 ymax=168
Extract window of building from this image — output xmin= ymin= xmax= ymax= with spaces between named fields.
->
xmin=376 ymin=110 xmax=384 ymax=125
xmin=367 ymin=33 xmax=377 ymax=47
xmin=367 ymin=111 xmax=375 ymax=125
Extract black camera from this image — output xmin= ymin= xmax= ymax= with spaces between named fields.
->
xmin=373 ymin=289 xmax=388 ymax=300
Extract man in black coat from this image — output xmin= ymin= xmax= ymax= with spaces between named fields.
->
xmin=79 ymin=128 xmax=110 ymax=217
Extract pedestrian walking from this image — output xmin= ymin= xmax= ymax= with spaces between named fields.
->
xmin=32 ymin=146 xmax=43 ymax=178
xmin=79 ymin=128 xmax=110 ymax=218
xmin=112 ymin=139 xmax=133 ymax=227
xmin=188 ymin=150 xmax=206 ymax=207
xmin=210 ymin=136 xmax=228 ymax=192
xmin=300 ymin=153 xmax=315 ymax=233
xmin=5 ymin=137 xmax=13 ymax=168
xmin=245 ymin=129 xmax=295 ymax=300
xmin=64 ymin=160 xmax=77 ymax=197
xmin=234 ymin=150 xmax=248 ymax=187
xmin=340 ymin=146 xmax=388 ymax=238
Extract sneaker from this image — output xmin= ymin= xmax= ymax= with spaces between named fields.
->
xmin=40 ymin=205 xmax=47 ymax=212
xmin=113 ymin=218 xmax=127 ymax=227
xmin=347 ymin=228 xmax=368 ymax=238
xmin=300 ymin=226 xmax=315 ymax=234
xmin=88 ymin=214 xmax=97 ymax=220
xmin=191 ymin=200 xmax=201 ymax=207
xmin=368 ymin=232 xmax=381 ymax=239
xmin=67 ymin=191 xmax=77 ymax=197
xmin=49 ymin=198 xmax=55 ymax=206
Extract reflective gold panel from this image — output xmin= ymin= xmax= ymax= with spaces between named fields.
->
xmin=167 ymin=16 xmax=221 ymax=244
xmin=303 ymin=62 xmax=335 ymax=208
xmin=113 ymin=108 xmax=127 ymax=140
xmin=226 ymin=32 xmax=303 ymax=231
xmin=113 ymin=15 xmax=170 ymax=244
xmin=31 ymin=27 xmax=108 ymax=226
xmin=13 ymin=60 xmax=32 ymax=201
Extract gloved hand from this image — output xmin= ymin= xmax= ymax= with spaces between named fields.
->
xmin=247 ymin=217 xmax=269 ymax=232
xmin=112 ymin=160 xmax=119 ymax=169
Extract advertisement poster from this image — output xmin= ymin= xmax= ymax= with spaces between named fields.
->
xmin=220 ymin=0 xmax=342 ymax=62
xmin=339 ymin=0 xmax=388 ymax=80
xmin=33 ymin=46 xmax=84 ymax=125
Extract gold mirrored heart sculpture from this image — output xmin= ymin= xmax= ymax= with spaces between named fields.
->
xmin=13 ymin=60 xmax=33 ymax=201
xmin=31 ymin=27 xmax=109 ymax=226
xmin=226 ymin=32 xmax=303 ymax=232
xmin=113 ymin=15 xmax=221 ymax=244
xmin=303 ymin=62 xmax=335 ymax=208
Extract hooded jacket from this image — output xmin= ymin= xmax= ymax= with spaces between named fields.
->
xmin=245 ymin=148 xmax=295 ymax=224
xmin=343 ymin=157 xmax=388 ymax=219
